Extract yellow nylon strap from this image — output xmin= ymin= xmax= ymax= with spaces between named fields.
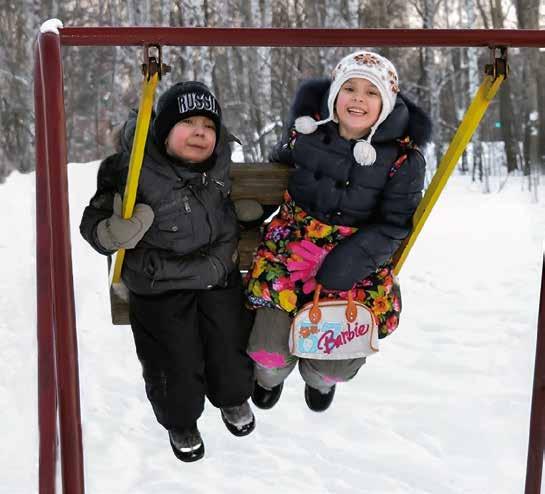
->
xmin=110 ymin=72 xmax=159 ymax=285
xmin=393 ymin=74 xmax=504 ymax=275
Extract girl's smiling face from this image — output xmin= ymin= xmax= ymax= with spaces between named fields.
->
xmin=165 ymin=115 xmax=216 ymax=163
xmin=335 ymin=77 xmax=382 ymax=140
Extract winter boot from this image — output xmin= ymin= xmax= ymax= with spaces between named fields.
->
xmin=304 ymin=384 xmax=336 ymax=412
xmin=251 ymin=381 xmax=284 ymax=410
xmin=169 ymin=424 xmax=205 ymax=462
xmin=221 ymin=401 xmax=256 ymax=437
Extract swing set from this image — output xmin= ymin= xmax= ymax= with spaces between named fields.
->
xmin=34 ymin=23 xmax=545 ymax=494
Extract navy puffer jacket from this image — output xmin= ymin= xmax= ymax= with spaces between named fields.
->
xmin=270 ymin=78 xmax=432 ymax=290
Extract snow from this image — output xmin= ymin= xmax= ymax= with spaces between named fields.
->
xmin=2 ymin=163 xmax=544 ymax=493
xmin=39 ymin=19 xmax=63 ymax=35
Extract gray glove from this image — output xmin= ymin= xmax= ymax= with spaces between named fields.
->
xmin=96 ymin=193 xmax=154 ymax=251
xmin=234 ymin=199 xmax=264 ymax=222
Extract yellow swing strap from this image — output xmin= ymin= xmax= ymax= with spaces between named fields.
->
xmin=393 ymin=49 xmax=507 ymax=275
xmin=110 ymin=46 xmax=168 ymax=285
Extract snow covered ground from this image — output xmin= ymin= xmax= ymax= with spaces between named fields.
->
xmin=1 ymin=163 xmax=544 ymax=494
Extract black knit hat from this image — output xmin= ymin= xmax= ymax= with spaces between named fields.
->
xmin=152 ymin=81 xmax=222 ymax=150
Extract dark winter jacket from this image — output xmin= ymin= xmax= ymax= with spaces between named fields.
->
xmin=80 ymin=111 xmax=240 ymax=295
xmin=271 ymin=78 xmax=432 ymax=290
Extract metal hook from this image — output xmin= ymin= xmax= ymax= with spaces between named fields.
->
xmin=141 ymin=44 xmax=171 ymax=81
xmin=485 ymin=46 xmax=509 ymax=80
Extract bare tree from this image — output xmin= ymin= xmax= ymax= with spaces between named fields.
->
xmin=515 ymin=0 xmax=541 ymax=200
xmin=0 ymin=0 xmax=36 ymax=180
xmin=412 ymin=0 xmax=443 ymax=167
xmin=476 ymin=0 xmax=521 ymax=173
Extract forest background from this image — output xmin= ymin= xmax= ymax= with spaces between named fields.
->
xmin=0 ymin=0 xmax=543 ymax=197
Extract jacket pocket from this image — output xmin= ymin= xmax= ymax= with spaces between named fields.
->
xmin=154 ymin=212 xmax=195 ymax=252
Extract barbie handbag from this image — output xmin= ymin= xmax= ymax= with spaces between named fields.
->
xmin=289 ymin=285 xmax=379 ymax=360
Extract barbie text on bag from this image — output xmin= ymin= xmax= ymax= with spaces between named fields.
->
xmin=289 ymin=285 xmax=379 ymax=360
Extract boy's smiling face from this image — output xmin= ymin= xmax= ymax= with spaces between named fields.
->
xmin=165 ymin=115 xmax=216 ymax=163
xmin=335 ymin=77 xmax=382 ymax=140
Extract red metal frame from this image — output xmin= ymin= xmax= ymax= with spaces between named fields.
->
xmin=58 ymin=27 xmax=545 ymax=47
xmin=35 ymin=32 xmax=84 ymax=494
xmin=526 ymin=253 xmax=545 ymax=494
xmin=34 ymin=40 xmax=57 ymax=494
xmin=34 ymin=27 xmax=545 ymax=494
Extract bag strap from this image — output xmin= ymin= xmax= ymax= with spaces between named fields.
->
xmin=309 ymin=285 xmax=358 ymax=324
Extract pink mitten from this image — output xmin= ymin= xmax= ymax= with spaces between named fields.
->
xmin=287 ymin=240 xmax=328 ymax=294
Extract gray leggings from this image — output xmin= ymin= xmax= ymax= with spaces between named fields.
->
xmin=247 ymin=308 xmax=366 ymax=393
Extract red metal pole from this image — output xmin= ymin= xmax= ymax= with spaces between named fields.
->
xmin=38 ymin=31 xmax=85 ymax=494
xmin=35 ymin=39 xmax=58 ymax=494
xmin=58 ymin=27 xmax=545 ymax=47
xmin=525 ymin=252 xmax=545 ymax=494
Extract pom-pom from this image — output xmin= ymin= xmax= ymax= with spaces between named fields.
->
xmin=294 ymin=116 xmax=318 ymax=134
xmin=353 ymin=140 xmax=377 ymax=166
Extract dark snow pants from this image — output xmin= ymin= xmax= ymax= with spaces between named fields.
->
xmin=128 ymin=271 xmax=254 ymax=430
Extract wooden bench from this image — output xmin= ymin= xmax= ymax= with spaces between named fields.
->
xmin=110 ymin=162 xmax=292 ymax=325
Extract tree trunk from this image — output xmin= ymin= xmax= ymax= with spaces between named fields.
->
xmin=465 ymin=0 xmax=486 ymax=188
xmin=515 ymin=0 xmax=540 ymax=187
xmin=450 ymin=1 xmax=469 ymax=173
xmin=489 ymin=0 xmax=520 ymax=173
xmin=420 ymin=0 xmax=441 ymax=168
xmin=538 ymin=51 xmax=545 ymax=168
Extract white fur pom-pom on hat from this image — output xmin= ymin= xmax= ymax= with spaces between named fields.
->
xmin=353 ymin=140 xmax=377 ymax=166
xmin=294 ymin=116 xmax=318 ymax=134
xmin=294 ymin=115 xmax=332 ymax=135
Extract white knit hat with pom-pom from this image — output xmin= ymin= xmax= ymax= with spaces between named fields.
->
xmin=295 ymin=50 xmax=400 ymax=166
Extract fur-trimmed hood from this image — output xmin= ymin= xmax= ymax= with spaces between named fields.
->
xmin=286 ymin=78 xmax=432 ymax=147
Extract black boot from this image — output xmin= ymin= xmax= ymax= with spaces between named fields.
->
xmin=169 ymin=424 xmax=205 ymax=462
xmin=304 ymin=384 xmax=336 ymax=412
xmin=251 ymin=381 xmax=284 ymax=410
xmin=220 ymin=401 xmax=256 ymax=437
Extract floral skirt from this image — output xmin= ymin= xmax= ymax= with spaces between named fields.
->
xmin=244 ymin=192 xmax=402 ymax=339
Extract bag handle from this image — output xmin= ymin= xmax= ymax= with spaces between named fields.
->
xmin=345 ymin=289 xmax=357 ymax=322
xmin=309 ymin=286 xmax=322 ymax=323
xmin=309 ymin=284 xmax=358 ymax=324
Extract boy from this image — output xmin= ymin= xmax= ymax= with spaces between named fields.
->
xmin=80 ymin=81 xmax=255 ymax=462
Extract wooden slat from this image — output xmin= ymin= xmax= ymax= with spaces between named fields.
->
xmin=110 ymin=283 xmax=130 ymax=325
xmin=238 ymin=227 xmax=261 ymax=270
xmin=230 ymin=163 xmax=292 ymax=204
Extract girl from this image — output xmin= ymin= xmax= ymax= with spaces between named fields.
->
xmin=245 ymin=51 xmax=432 ymax=412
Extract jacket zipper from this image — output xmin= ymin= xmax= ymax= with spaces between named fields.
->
xmin=188 ymin=183 xmax=214 ymax=247
xmin=182 ymin=195 xmax=191 ymax=213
